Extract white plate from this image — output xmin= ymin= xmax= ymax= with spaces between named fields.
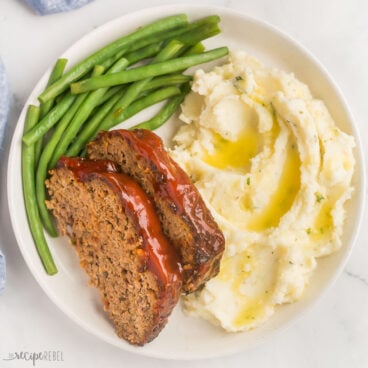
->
xmin=7 ymin=5 xmax=365 ymax=360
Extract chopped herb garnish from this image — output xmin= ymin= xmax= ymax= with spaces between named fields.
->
xmin=270 ymin=102 xmax=276 ymax=118
xmin=246 ymin=177 xmax=251 ymax=185
xmin=315 ymin=192 xmax=325 ymax=203
xmin=235 ymin=75 xmax=243 ymax=81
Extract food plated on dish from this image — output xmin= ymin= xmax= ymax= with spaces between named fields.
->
xmin=8 ymin=6 xmax=364 ymax=359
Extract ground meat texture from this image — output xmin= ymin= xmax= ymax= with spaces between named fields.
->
xmin=87 ymin=129 xmax=225 ymax=293
xmin=46 ymin=157 xmax=182 ymax=345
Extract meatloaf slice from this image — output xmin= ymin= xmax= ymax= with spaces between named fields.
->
xmin=87 ymin=129 xmax=225 ymax=293
xmin=46 ymin=156 xmax=182 ymax=345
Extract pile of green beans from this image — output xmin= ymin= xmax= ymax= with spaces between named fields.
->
xmin=21 ymin=14 xmax=229 ymax=275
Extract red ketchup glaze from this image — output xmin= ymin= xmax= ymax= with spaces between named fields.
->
xmin=57 ymin=156 xmax=183 ymax=311
xmin=110 ymin=130 xmax=225 ymax=262
xmin=57 ymin=156 xmax=119 ymax=175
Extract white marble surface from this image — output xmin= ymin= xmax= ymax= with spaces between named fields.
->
xmin=0 ymin=0 xmax=367 ymax=366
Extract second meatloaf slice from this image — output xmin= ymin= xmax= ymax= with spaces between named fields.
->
xmin=46 ymin=157 xmax=182 ymax=345
xmin=87 ymin=129 xmax=225 ymax=293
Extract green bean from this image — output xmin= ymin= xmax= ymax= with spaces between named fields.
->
xmin=48 ymin=64 xmax=108 ymax=166
xmin=132 ymin=83 xmax=191 ymax=131
xmin=124 ymin=42 xmax=162 ymax=65
xmin=181 ymin=15 xmax=220 ymax=31
xmin=22 ymin=93 xmax=77 ymax=146
xmin=103 ymin=40 xmax=185 ymax=129
xmin=96 ymin=42 xmax=166 ymax=106
xmin=125 ymin=15 xmax=220 ymax=53
xmin=100 ymin=49 xmax=126 ymax=70
xmin=93 ymin=44 xmax=163 ymax=109
xmin=143 ymin=74 xmax=192 ymax=91
xmin=92 ymin=64 xmax=106 ymax=76
xmin=40 ymin=59 xmax=68 ymax=118
xmin=128 ymin=43 xmax=198 ymax=132
xmin=22 ymin=105 xmax=57 ymax=275
xmin=170 ymin=22 xmax=220 ymax=46
xmin=71 ymin=47 xmax=229 ymax=94
xmin=106 ymin=20 xmax=216 ymax=64
xmin=185 ymin=42 xmax=205 ymax=55
xmin=34 ymin=59 xmax=68 ymax=166
xmin=49 ymin=66 xmax=105 ymax=166
xmin=93 ymin=86 xmax=121 ymax=107
xmin=100 ymin=86 xmax=181 ymax=131
xmin=136 ymin=44 xmax=201 ymax=93
xmin=49 ymin=94 xmax=89 ymax=167
xmin=49 ymin=95 xmax=90 ymax=168
xmin=38 ymin=14 xmax=188 ymax=103
xmin=66 ymin=89 xmax=125 ymax=156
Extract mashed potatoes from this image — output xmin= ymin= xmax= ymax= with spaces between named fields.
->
xmin=170 ymin=51 xmax=355 ymax=332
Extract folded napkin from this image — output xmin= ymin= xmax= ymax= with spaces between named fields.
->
xmin=24 ymin=0 xmax=94 ymax=15
xmin=0 ymin=58 xmax=9 ymax=294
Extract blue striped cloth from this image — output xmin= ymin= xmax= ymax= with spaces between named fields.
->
xmin=0 ymin=0 xmax=94 ymax=294
xmin=24 ymin=0 xmax=94 ymax=15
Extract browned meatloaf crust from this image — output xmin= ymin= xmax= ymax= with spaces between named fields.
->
xmin=87 ymin=129 xmax=225 ymax=293
xmin=46 ymin=156 xmax=182 ymax=346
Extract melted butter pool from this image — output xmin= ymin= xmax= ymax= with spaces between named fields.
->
xmin=203 ymin=126 xmax=262 ymax=172
xmin=246 ymin=140 xmax=301 ymax=231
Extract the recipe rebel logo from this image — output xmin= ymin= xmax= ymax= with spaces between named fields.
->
xmin=2 ymin=350 xmax=64 ymax=366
